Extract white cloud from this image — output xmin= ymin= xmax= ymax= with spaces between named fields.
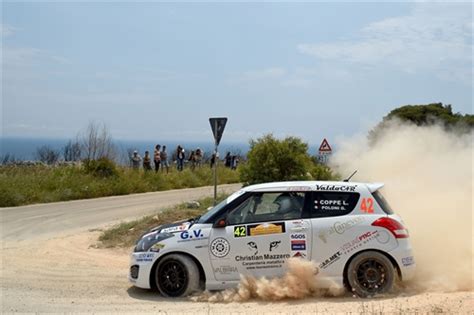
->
xmin=298 ymin=3 xmax=472 ymax=84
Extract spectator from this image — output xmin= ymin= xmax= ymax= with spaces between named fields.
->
xmin=195 ymin=148 xmax=203 ymax=168
xmin=210 ymin=153 xmax=216 ymax=169
xmin=143 ymin=150 xmax=152 ymax=171
xmin=160 ymin=145 xmax=169 ymax=174
xmin=176 ymin=145 xmax=185 ymax=171
xmin=224 ymin=152 xmax=232 ymax=168
xmin=154 ymin=144 xmax=161 ymax=172
xmin=231 ymin=155 xmax=239 ymax=170
xmin=188 ymin=150 xmax=196 ymax=171
xmin=131 ymin=151 xmax=141 ymax=170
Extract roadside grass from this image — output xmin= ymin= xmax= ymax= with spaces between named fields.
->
xmin=0 ymin=164 xmax=239 ymax=207
xmin=97 ymin=194 xmax=227 ymax=248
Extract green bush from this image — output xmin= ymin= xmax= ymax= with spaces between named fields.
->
xmin=83 ymin=158 xmax=118 ymax=178
xmin=239 ymin=134 xmax=312 ymax=185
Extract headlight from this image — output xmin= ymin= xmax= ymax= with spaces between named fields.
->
xmin=134 ymin=232 xmax=174 ymax=252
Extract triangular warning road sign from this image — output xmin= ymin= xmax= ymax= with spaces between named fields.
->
xmin=318 ymin=138 xmax=332 ymax=152
xmin=209 ymin=117 xmax=228 ymax=146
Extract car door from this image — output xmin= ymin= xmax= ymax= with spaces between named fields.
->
xmin=308 ymin=190 xmax=362 ymax=272
xmin=209 ymin=191 xmax=312 ymax=281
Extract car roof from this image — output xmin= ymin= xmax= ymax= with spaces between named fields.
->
xmin=241 ymin=181 xmax=384 ymax=193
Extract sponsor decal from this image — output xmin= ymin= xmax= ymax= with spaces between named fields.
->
xmin=290 ymin=233 xmax=306 ymax=240
xmin=287 ymin=186 xmax=311 ymax=191
xmin=318 ymin=217 xmax=365 ymax=243
xmin=292 ymin=251 xmax=307 ymax=258
xmin=314 ymin=184 xmax=357 ymax=192
xmin=247 ymin=241 xmax=258 ymax=255
xmin=339 ymin=231 xmax=379 ymax=255
xmin=210 ymin=238 xmax=230 ymax=258
xmin=161 ymin=222 xmax=190 ymax=233
xmin=233 ymin=225 xmax=247 ymax=238
xmin=177 ymin=229 xmax=208 ymax=243
xmin=291 ymin=240 xmax=306 ymax=251
xmin=319 ymin=251 xmax=341 ymax=269
xmin=150 ymin=243 xmax=165 ymax=252
xmin=315 ymin=199 xmax=350 ymax=211
xmin=248 ymin=222 xmax=285 ymax=236
xmin=402 ymin=256 xmax=415 ymax=267
xmin=136 ymin=253 xmax=154 ymax=262
xmin=235 ymin=253 xmax=290 ymax=270
xmin=214 ymin=265 xmax=238 ymax=275
xmin=269 ymin=240 xmax=281 ymax=252
xmin=291 ymin=220 xmax=305 ymax=226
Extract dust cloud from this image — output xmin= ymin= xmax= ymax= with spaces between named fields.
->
xmin=330 ymin=120 xmax=473 ymax=292
xmin=192 ymin=258 xmax=343 ymax=302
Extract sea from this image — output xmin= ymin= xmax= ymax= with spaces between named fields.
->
xmin=0 ymin=137 xmax=250 ymax=162
xmin=1 ymin=137 xmax=325 ymax=164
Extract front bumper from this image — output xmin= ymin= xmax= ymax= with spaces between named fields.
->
xmin=128 ymin=252 xmax=158 ymax=289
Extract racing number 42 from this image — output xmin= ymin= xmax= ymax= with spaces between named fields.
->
xmin=360 ymin=198 xmax=374 ymax=213
xmin=234 ymin=226 xmax=246 ymax=237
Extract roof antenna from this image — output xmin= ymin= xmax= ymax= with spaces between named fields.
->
xmin=343 ymin=170 xmax=357 ymax=182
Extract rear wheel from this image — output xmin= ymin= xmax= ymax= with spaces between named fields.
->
xmin=155 ymin=254 xmax=200 ymax=297
xmin=347 ymin=251 xmax=395 ymax=297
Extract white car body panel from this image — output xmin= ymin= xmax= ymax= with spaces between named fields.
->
xmin=129 ymin=181 xmax=415 ymax=293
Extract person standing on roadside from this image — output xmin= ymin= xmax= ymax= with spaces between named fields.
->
xmin=195 ymin=148 xmax=203 ymax=168
xmin=154 ymin=144 xmax=161 ymax=172
xmin=188 ymin=150 xmax=196 ymax=171
xmin=143 ymin=150 xmax=152 ymax=171
xmin=176 ymin=145 xmax=185 ymax=171
xmin=131 ymin=150 xmax=141 ymax=170
xmin=160 ymin=145 xmax=169 ymax=174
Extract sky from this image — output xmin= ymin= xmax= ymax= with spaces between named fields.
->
xmin=1 ymin=1 xmax=472 ymax=146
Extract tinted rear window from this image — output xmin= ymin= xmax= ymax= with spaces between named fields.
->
xmin=311 ymin=192 xmax=360 ymax=218
xmin=372 ymin=190 xmax=394 ymax=214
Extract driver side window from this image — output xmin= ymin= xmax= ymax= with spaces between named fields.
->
xmin=226 ymin=192 xmax=305 ymax=225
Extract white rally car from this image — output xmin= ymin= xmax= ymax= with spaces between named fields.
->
xmin=129 ymin=181 xmax=415 ymax=297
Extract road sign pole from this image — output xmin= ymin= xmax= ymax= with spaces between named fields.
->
xmin=213 ymin=121 xmax=218 ymax=205
xmin=209 ymin=117 xmax=228 ymax=206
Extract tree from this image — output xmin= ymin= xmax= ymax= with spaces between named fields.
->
xmin=63 ymin=140 xmax=82 ymax=162
xmin=80 ymin=121 xmax=116 ymax=161
xmin=239 ymin=134 xmax=314 ymax=185
xmin=369 ymin=103 xmax=473 ymax=144
xmin=35 ymin=145 xmax=60 ymax=165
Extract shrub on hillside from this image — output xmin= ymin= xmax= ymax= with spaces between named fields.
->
xmin=83 ymin=158 xmax=118 ymax=178
xmin=239 ymin=134 xmax=315 ymax=185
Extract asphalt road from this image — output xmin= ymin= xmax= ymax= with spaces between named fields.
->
xmin=0 ymin=183 xmax=241 ymax=241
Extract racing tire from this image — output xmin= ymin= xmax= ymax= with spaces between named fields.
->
xmin=347 ymin=251 xmax=395 ymax=297
xmin=155 ymin=254 xmax=200 ymax=297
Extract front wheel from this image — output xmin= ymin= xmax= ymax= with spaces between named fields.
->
xmin=347 ymin=251 xmax=395 ymax=297
xmin=155 ymin=254 xmax=200 ymax=297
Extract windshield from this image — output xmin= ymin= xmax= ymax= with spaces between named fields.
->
xmin=197 ymin=197 xmax=229 ymax=223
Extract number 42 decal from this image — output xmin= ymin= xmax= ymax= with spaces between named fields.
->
xmin=360 ymin=198 xmax=374 ymax=213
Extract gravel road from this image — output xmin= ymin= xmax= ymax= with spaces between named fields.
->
xmin=1 ymin=184 xmax=471 ymax=314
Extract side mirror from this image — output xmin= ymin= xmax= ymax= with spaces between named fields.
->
xmin=213 ymin=218 xmax=227 ymax=228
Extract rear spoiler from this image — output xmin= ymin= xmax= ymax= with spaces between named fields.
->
xmin=366 ymin=183 xmax=384 ymax=193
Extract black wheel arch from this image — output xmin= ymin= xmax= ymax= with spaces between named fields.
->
xmin=342 ymin=249 xmax=402 ymax=290
xmin=149 ymin=251 xmax=206 ymax=290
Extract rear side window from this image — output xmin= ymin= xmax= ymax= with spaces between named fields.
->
xmin=372 ymin=191 xmax=394 ymax=214
xmin=311 ymin=192 xmax=360 ymax=218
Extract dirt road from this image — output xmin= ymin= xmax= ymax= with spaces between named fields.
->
xmin=0 ymin=184 xmax=241 ymax=241
xmin=1 ymin=185 xmax=472 ymax=314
